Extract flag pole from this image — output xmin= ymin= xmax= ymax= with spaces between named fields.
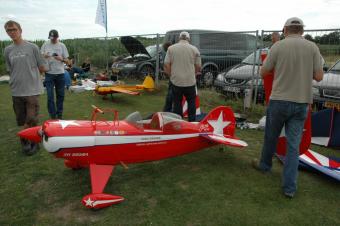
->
xmin=105 ymin=0 xmax=109 ymax=75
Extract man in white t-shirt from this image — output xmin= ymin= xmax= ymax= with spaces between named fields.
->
xmin=41 ymin=29 xmax=69 ymax=119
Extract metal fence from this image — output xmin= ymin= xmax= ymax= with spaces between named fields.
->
xmin=61 ymin=34 xmax=165 ymax=86
xmin=260 ymin=29 xmax=340 ymax=111
xmin=1 ymin=28 xmax=339 ymax=112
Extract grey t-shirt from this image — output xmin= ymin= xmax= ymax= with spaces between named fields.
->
xmin=4 ymin=41 xmax=45 ymax=97
xmin=41 ymin=41 xmax=69 ymax=74
xmin=164 ymin=40 xmax=201 ymax=87
xmin=263 ymin=35 xmax=322 ymax=104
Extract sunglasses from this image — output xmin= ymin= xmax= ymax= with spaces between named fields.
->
xmin=6 ymin=28 xmax=18 ymax=33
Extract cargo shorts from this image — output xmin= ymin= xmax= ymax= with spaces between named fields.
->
xmin=12 ymin=95 xmax=40 ymax=127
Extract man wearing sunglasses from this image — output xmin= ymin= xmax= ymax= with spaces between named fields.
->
xmin=4 ymin=20 xmax=47 ymax=156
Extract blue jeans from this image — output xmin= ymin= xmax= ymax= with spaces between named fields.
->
xmin=69 ymin=67 xmax=85 ymax=79
xmin=44 ymin=73 xmax=65 ymax=119
xmin=259 ymin=100 xmax=308 ymax=194
xmin=64 ymin=71 xmax=71 ymax=89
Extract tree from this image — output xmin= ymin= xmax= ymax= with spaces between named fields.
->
xmin=304 ymin=34 xmax=314 ymax=42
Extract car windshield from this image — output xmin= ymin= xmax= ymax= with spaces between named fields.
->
xmin=146 ymin=45 xmax=157 ymax=58
xmin=242 ymin=49 xmax=263 ymax=65
xmin=329 ymin=60 xmax=340 ymax=73
xmin=134 ymin=45 xmax=157 ymax=58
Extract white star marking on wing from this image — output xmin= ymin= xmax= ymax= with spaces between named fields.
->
xmin=85 ymin=197 xmax=94 ymax=207
xmin=51 ymin=120 xmax=80 ymax=129
xmin=207 ymin=112 xmax=231 ymax=135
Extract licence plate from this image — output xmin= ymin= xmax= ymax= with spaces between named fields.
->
xmin=324 ymin=101 xmax=340 ymax=111
xmin=223 ymin=86 xmax=241 ymax=93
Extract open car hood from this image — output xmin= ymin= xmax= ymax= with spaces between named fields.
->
xmin=120 ymin=36 xmax=151 ymax=58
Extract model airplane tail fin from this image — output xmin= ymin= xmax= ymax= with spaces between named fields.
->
xmin=136 ymin=75 xmax=155 ymax=90
xmin=17 ymin=126 xmax=42 ymax=143
xmin=199 ymin=106 xmax=247 ymax=147
xmin=199 ymin=106 xmax=236 ymax=136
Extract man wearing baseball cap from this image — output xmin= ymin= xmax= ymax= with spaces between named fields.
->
xmin=253 ymin=17 xmax=324 ymax=198
xmin=41 ymin=29 xmax=69 ymax=119
xmin=164 ymin=31 xmax=201 ymax=122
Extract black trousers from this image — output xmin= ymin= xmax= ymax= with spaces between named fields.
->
xmin=163 ymin=80 xmax=174 ymax=112
xmin=172 ymin=84 xmax=196 ymax=122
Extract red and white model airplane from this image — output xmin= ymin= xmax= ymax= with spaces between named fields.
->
xmin=18 ymin=105 xmax=247 ymax=209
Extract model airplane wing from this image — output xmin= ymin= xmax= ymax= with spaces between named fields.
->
xmin=109 ymin=87 xmax=140 ymax=95
xmin=299 ymin=149 xmax=340 ymax=181
xmin=201 ymin=134 xmax=248 ymax=147
xmin=82 ymin=164 xmax=124 ymax=209
xmin=277 ymin=149 xmax=340 ymax=181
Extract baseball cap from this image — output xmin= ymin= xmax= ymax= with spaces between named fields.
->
xmin=48 ymin=29 xmax=59 ymax=39
xmin=284 ymin=17 xmax=305 ymax=27
xmin=179 ymin=31 xmax=190 ymax=40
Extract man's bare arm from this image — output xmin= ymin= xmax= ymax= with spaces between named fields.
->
xmin=38 ymin=65 xmax=48 ymax=73
xmin=164 ymin=63 xmax=171 ymax=77
xmin=260 ymin=66 xmax=271 ymax=78
xmin=195 ymin=64 xmax=201 ymax=75
xmin=313 ymin=69 xmax=324 ymax=82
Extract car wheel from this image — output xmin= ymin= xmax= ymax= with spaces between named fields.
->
xmin=139 ymin=65 xmax=155 ymax=80
xmin=200 ymin=68 xmax=217 ymax=88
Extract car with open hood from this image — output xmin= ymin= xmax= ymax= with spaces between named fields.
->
xmin=313 ymin=59 xmax=340 ymax=110
xmin=111 ymin=36 xmax=162 ymax=79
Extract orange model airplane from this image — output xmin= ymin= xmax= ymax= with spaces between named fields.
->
xmin=95 ymin=75 xmax=155 ymax=96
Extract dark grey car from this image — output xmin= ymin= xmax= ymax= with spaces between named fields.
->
xmin=111 ymin=36 xmax=162 ymax=79
xmin=214 ymin=49 xmax=267 ymax=103
xmin=164 ymin=30 xmax=259 ymax=87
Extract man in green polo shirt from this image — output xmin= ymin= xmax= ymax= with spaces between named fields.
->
xmin=253 ymin=17 xmax=324 ymax=198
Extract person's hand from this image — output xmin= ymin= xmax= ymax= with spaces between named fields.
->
xmin=43 ymin=53 xmax=50 ymax=58
xmin=54 ymin=55 xmax=63 ymax=62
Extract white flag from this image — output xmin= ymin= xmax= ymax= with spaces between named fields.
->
xmin=95 ymin=0 xmax=107 ymax=32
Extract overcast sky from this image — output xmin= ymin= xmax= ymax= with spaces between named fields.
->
xmin=0 ymin=0 xmax=339 ymax=40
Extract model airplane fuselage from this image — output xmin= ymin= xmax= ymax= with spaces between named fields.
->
xmin=18 ymin=106 xmax=247 ymax=209
xmin=95 ymin=75 xmax=155 ymax=96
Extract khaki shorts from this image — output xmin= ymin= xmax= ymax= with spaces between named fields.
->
xmin=12 ymin=95 xmax=40 ymax=127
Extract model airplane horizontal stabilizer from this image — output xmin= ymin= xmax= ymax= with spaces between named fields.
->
xmin=202 ymin=134 xmax=248 ymax=147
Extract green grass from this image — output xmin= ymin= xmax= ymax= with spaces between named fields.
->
xmin=0 ymin=82 xmax=339 ymax=226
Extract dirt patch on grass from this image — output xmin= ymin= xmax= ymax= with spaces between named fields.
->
xmin=37 ymin=201 xmax=101 ymax=224
xmin=176 ymin=181 xmax=190 ymax=190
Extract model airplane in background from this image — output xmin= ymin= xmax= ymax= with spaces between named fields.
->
xmin=94 ymin=75 xmax=155 ymax=97
xmin=18 ymin=105 xmax=247 ymax=209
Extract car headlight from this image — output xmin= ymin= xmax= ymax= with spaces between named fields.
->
xmin=216 ymin=74 xmax=224 ymax=81
xmin=124 ymin=64 xmax=136 ymax=68
xmin=246 ymin=79 xmax=262 ymax=86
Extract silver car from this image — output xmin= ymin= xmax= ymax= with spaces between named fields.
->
xmin=313 ymin=59 xmax=340 ymax=109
